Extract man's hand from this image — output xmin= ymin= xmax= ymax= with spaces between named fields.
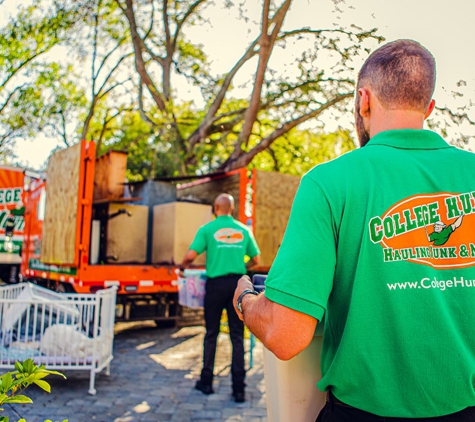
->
xmin=233 ymin=274 xmax=318 ymax=360
xmin=233 ymin=275 xmax=254 ymax=321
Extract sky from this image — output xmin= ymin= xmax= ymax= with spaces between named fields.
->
xmin=6 ymin=0 xmax=475 ymax=169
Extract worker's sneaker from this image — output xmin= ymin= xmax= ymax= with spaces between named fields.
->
xmin=195 ymin=380 xmax=214 ymax=395
xmin=233 ymin=391 xmax=245 ymax=403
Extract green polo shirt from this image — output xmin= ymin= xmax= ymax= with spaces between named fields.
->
xmin=265 ymin=129 xmax=475 ymax=418
xmin=189 ymin=215 xmax=260 ymax=278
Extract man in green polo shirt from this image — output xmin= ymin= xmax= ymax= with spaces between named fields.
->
xmin=181 ymin=193 xmax=260 ymax=403
xmin=233 ymin=39 xmax=475 ymax=420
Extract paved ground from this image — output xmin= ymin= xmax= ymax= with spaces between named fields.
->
xmin=2 ymin=321 xmax=268 ymax=422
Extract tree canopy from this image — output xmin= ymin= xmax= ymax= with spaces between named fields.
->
xmin=0 ymin=0 xmax=473 ymax=176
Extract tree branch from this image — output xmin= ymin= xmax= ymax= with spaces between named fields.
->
xmin=278 ymin=27 xmax=383 ymax=42
xmin=173 ymin=0 xmax=207 ymax=51
xmin=138 ymin=78 xmax=157 ymax=126
xmin=91 ymin=0 xmax=101 ymax=100
xmin=61 ymin=112 xmax=69 ymax=146
xmin=186 ymin=37 xmax=260 ymax=150
xmin=144 ymin=0 xmax=156 ymax=39
xmin=210 ymin=107 xmax=248 ymax=124
xmin=229 ymin=0 xmax=292 ymax=162
xmin=95 ymin=41 xmax=125 ymax=78
xmin=1 ymin=46 xmax=51 ymax=89
xmin=121 ymin=0 xmax=166 ymax=111
xmin=98 ymin=77 xmax=132 ymax=100
xmin=219 ymin=92 xmax=353 ymax=171
xmin=163 ymin=0 xmax=172 ymax=55
xmin=435 ymin=106 xmax=475 ymax=126
xmin=0 ymin=84 xmax=26 ymax=114
xmin=96 ymin=54 xmax=133 ymax=97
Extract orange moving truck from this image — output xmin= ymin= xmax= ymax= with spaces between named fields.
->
xmin=0 ymin=166 xmax=27 ymax=283
xmin=20 ymin=140 xmax=300 ymax=323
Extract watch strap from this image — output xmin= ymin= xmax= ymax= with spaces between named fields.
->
xmin=236 ymin=289 xmax=258 ymax=313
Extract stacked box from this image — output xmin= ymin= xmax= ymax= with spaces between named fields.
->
xmin=107 ymin=203 xmax=148 ymax=263
xmin=152 ymin=202 xmax=212 ymax=265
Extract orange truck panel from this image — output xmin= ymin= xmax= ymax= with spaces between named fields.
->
xmin=0 ymin=167 xmax=26 ymax=257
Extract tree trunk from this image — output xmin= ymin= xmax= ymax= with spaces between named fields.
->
xmin=225 ymin=0 xmax=292 ymax=165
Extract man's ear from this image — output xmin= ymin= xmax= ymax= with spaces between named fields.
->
xmin=424 ymin=99 xmax=436 ymax=120
xmin=357 ymin=88 xmax=371 ymax=117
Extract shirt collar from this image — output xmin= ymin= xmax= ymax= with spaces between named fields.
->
xmin=366 ymin=129 xmax=452 ymax=150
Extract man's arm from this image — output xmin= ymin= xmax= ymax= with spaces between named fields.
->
xmin=182 ymin=226 xmax=206 ymax=272
xmin=180 ymin=250 xmax=198 ymax=275
xmin=181 ymin=249 xmax=198 ymax=267
xmin=233 ymin=275 xmax=317 ymax=361
xmin=246 ymin=255 xmax=260 ymax=270
xmin=451 ymin=214 xmax=464 ymax=231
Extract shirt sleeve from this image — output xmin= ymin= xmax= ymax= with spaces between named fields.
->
xmin=246 ymin=230 xmax=261 ymax=259
xmin=264 ymin=174 xmax=336 ymax=321
xmin=189 ymin=226 xmax=207 ymax=255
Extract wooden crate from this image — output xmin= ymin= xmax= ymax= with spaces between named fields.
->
xmin=94 ymin=151 xmax=127 ymax=201
xmin=254 ymin=170 xmax=301 ymax=268
xmin=41 ymin=143 xmax=82 ymax=265
xmin=107 ymin=203 xmax=148 ymax=264
xmin=152 ymin=202 xmax=212 ymax=265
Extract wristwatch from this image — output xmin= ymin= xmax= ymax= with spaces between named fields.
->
xmin=236 ymin=289 xmax=259 ymax=314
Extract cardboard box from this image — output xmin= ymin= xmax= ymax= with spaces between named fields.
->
xmin=152 ymin=202 xmax=212 ymax=265
xmin=107 ymin=203 xmax=148 ymax=263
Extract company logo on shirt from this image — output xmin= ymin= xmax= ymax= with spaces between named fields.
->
xmin=214 ymin=228 xmax=244 ymax=244
xmin=368 ymin=192 xmax=475 ymax=269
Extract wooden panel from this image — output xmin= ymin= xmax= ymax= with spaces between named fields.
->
xmin=254 ymin=170 xmax=301 ymax=268
xmin=107 ymin=204 xmax=148 ymax=264
xmin=152 ymin=202 xmax=212 ymax=265
xmin=177 ymin=173 xmax=241 ymax=220
xmin=41 ymin=143 xmax=82 ymax=265
xmin=94 ymin=151 xmax=127 ymax=201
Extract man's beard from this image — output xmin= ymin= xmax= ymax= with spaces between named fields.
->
xmin=355 ymin=99 xmax=370 ymax=147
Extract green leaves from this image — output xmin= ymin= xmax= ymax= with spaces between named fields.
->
xmin=2 ymin=395 xmax=33 ymax=404
xmin=0 ymin=1 xmax=89 ymax=156
xmin=1 ymin=372 xmax=12 ymax=393
xmin=0 ymin=359 xmax=66 ymax=418
xmin=33 ymin=379 xmax=51 ymax=393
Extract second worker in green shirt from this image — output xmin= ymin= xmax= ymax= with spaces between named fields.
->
xmin=181 ymin=193 xmax=260 ymax=403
